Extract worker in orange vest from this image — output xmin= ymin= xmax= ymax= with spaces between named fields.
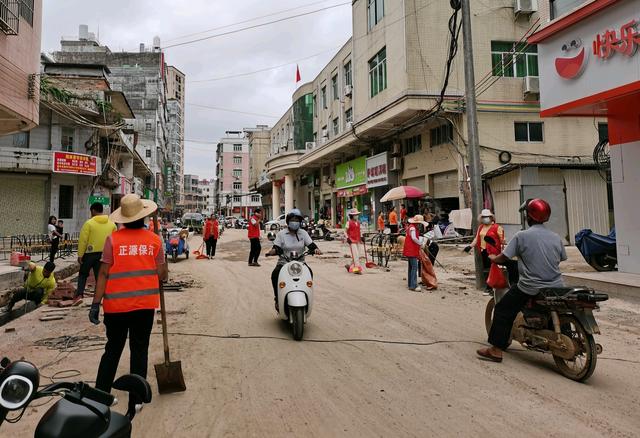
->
xmin=89 ymin=194 xmax=168 ymax=416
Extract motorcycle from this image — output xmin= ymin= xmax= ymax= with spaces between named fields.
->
xmin=316 ymin=220 xmax=334 ymax=241
xmin=483 ymin=237 xmax=609 ymax=382
xmin=165 ymin=228 xmax=189 ymax=263
xmin=268 ymin=249 xmax=315 ymax=341
xmin=575 ymin=228 xmax=617 ymax=272
xmin=0 ymin=357 xmax=151 ymax=437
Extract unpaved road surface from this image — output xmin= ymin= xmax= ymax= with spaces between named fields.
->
xmin=1 ymin=230 xmax=639 ymax=437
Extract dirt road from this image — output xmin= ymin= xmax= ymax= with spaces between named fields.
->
xmin=1 ymin=230 xmax=639 ymax=437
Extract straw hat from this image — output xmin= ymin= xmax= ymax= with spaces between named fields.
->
xmin=408 ymin=214 xmax=428 ymax=226
xmin=480 ymin=209 xmax=494 ymax=217
xmin=348 ymin=208 xmax=361 ymax=216
xmin=110 ymin=194 xmax=158 ymax=224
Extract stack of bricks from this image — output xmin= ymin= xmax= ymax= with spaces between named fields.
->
xmin=47 ymin=281 xmax=81 ymax=308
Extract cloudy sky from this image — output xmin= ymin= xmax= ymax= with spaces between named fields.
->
xmin=41 ymin=0 xmax=353 ymax=179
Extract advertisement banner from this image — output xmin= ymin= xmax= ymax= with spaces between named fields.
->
xmin=337 ymin=185 xmax=368 ymax=198
xmin=88 ymin=195 xmax=110 ymax=206
xmin=335 ymin=156 xmax=367 ymax=189
xmin=52 ymin=152 xmax=98 ymax=176
xmin=366 ymin=152 xmax=389 ymax=188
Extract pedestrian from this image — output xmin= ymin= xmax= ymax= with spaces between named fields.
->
xmin=404 ymin=214 xmax=428 ymax=292
xmin=203 ymin=213 xmax=219 ymax=259
xmin=76 ymin=203 xmax=117 ymax=299
xmin=346 ymin=208 xmax=363 ymax=269
xmin=4 ymin=261 xmax=57 ymax=312
xmin=248 ymin=207 xmax=263 ymax=267
xmin=89 ymin=193 xmax=167 ymax=416
xmin=388 ymin=206 xmax=398 ymax=233
xmin=464 ymin=209 xmax=505 ymax=295
xmin=400 ymin=204 xmax=407 ymax=225
xmin=47 ymin=215 xmax=63 ymax=262
xmin=377 ymin=210 xmax=385 ymax=233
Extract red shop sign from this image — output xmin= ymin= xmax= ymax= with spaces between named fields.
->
xmin=53 ymin=152 xmax=98 ymax=176
xmin=593 ymin=19 xmax=640 ymax=60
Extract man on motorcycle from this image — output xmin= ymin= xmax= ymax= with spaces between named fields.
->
xmin=266 ymin=209 xmax=321 ymax=309
xmin=477 ymin=198 xmax=567 ymax=363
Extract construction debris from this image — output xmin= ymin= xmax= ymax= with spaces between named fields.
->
xmin=39 ymin=315 xmax=66 ymax=322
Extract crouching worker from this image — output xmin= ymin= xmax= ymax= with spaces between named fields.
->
xmin=5 ymin=261 xmax=57 ymax=312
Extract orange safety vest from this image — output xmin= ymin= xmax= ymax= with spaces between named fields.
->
xmin=104 ymin=228 xmax=161 ymax=314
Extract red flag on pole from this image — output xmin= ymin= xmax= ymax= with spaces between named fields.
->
xmin=295 ymin=64 xmax=301 ymax=83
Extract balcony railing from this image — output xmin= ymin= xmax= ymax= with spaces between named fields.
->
xmin=0 ymin=0 xmax=19 ymax=35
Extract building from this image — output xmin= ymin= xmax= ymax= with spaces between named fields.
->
xmin=51 ymin=26 xmax=180 ymax=211
xmin=182 ymin=174 xmax=203 ymax=213
xmin=200 ymin=179 xmax=216 ymax=216
xmin=216 ymin=130 xmax=261 ymax=218
xmin=264 ymin=0 xmax=607 ymax=234
xmin=0 ymin=0 xmax=42 ymax=135
xmin=529 ymin=0 xmax=640 ymax=274
xmin=246 ymin=125 xmax=272 ymax=217
xmin=165 ymin=66 xmax=186 ymax=209
xmin=0 ymin=61 xmax=151 ymax=235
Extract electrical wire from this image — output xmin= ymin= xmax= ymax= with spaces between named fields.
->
xmin=163 ymin=2 xmax=351 ymax=49
xmin=186 ymin=103 xmax=280 ymax=118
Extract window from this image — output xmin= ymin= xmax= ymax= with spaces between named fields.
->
xmin=369 ymin=47 xmax=387 ymax=97
xmin=233 ymin=156 xmax=242 ymax=165
xmin=367 ymin=0 xmax=384 ymax=30
xmin=321 ymin=125 xmax=328 ymax=138
xmin=331 ymin=74 xmax=339 ymax=100
xmin=321 ymin=86 xmax=327 ymax=109
xmin=233 ymin=144 xmax=243 ymax=152
xmin=58 ymin=185 xmax=74 ymax=219
xmin=333 ymin=118 xmax=339 ymax=136
xmin=550 ymin=0 xmax=586 ymax=19
xmin=313 ymin=94 xmax=317 ymax=117
xmin=61 ymin=127 xmax=74 ymax=152
xmin=251 ymin=195 xmax=261 ymax=203
xmin=146 ymin=149 xmax=151 ymax=158
xmin=345 ymin=108 xmax=353 ymax=125
xmin=598 ymin=123 xmax=608 ymax=143
xmin=344 ymin=61 xmax=352 ymax=87
xmin=20 ymin=0 xmax=34 ymax=26
xmin=313 ymin=132 xmax=317 ymax=142
xmin=430 ymin=122 xmax=454 ymax=147
xmin=404 ymin=135 xmax=422 ymax=154
xmin=233 ymin=181 xmax=242 ymax=191
xmin=233 ymin=196 xmax=241 ymax=203
xmin=233 ymin=169 xmax=242 ymax=178
xmin=145 ymin=122 xmax=152 ymax=131
xmin=491 ymin=41 xmax=538 ymax=78
xmin=12 ymin=132 xmax=29 ymax=148
xmin=514 ymin=122 xmax=544 ymax=142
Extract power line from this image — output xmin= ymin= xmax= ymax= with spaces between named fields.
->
xmin=164 ymin=0 xmax=341 ymax=43
xmin=163 ymin=2 xmax=351 ymax=49
xmin=186 ymin=103 xmax=280 ymax=118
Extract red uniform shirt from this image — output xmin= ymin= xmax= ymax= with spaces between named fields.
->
xmin=402 ymin=224 xmax=421 ymax=258
xmin=347 ymin=219 xmax=361 ymax=242
xmin=248 ymin=215 xmax=261 ymax=239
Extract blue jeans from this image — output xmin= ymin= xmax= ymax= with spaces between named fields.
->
xmin=407 ymin=257 xmax=419 ymax=289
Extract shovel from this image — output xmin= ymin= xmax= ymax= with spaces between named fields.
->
xmin=152 ymin=214 xmax=186 ymax=394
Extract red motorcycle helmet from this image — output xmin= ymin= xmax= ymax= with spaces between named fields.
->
xmin=520 ymin=198 xmax=551 ymax=223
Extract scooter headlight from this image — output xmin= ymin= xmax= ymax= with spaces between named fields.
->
xmin=288 ymin=262 xmax=303 ymax=277
xmin=0 ymin=361 xmax=39 ymax=410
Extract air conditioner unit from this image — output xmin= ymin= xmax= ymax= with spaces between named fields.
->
xmin=389 ymin=157 xmax=401 ymax=171
xmin=524 ymin=76 xmax=540 ymax=95
xmin=514 ymin=0 xmax=538 ymax=15
xmin=345 ymin=121 xmax=353 ymax=131
xmin=305 ymin=141 xmax=316 ymax=150
xmin=344 ymin=85 xmax=353 ymax=96
xmin=321 ymin=129 xmax=328 ymax=138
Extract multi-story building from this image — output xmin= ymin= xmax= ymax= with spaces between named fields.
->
xmin=246 ymin=125 xmax=272 ymax=217
xmin=264 ymin=0 xmax=609 ymax=241
xmin=0 ymin=61 xmax=151 ymax=234
xmin=0 ymin=0 xmax=42 ymax=135
xmin=183 ymin=174 xmax=203 ymax=213
xmin=165 ymin=66 xmax=186 ymax=209
xmin=216 ymin=130 xmax=261 ymax=218
xmin=200 ymin=179 xmax=217 ymax=216
xmin=52 ymin=26 xmax=179 ymax=210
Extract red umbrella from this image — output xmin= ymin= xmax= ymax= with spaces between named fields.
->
xmin=380 ymin=186 xmax=426 ymax=202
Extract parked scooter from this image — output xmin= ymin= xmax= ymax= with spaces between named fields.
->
xmin=575 ymin=228 xmax=617 ymax=271
xmin=483 ymin=236 xmax=609 ymax=382
xmin=0 ymin=357 xmax=151 ymax=437
xmin=268 ymin=249 xmax=314 ymax=341
xmin=316 ymin=219 xmax=334 ymax=241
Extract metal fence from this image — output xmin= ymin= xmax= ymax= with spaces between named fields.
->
xmin=0 ymin=233 xmax=80 ymax=262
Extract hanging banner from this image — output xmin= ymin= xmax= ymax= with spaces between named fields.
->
xmin=88 ymin=195 xmax=110 ymax=206
xmin=337 ymin=185 xmax=368 ymax=198
xmin=52 ymin=152 xmax=98 ymax=176
xmin=335 ymin=156 xmax=367 ymax=189
xmin=366 ymin=152 xmax=389 ymax=188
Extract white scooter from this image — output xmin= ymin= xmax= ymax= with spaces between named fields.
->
xmin=271 ymin=250 xmax=314 ymax=341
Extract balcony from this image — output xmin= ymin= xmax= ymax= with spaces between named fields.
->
xmin=0 ymin=0 xmax=19 ymax=35
xmin=0 ymin=148 xmax=53 ymax=173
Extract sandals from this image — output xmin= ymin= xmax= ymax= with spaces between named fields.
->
xmin=476 ymin=347 xmax=503 ymax=363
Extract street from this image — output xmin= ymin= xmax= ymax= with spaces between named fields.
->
xmin=1 ymin=230 xmax=639 ymax=437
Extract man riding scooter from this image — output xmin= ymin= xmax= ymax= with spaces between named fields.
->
xmin=266 ymin=209 xmax=321 ymax=311
xmin=477 ymin=198 xmax=567 ymax=363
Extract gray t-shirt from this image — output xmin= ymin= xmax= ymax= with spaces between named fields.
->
xmin=273 ymin=229 xmax=313 ymax=265
xmin=502 ymin=224 xmax=567 ymax=295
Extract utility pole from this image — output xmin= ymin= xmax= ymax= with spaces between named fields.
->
xmin=461 ymin=0 xmax=485 ymax=290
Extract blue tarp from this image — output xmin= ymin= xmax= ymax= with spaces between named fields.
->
xmin=575 ymin=227 xmax=616 ymax=264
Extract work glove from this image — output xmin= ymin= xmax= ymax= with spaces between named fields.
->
xmin=347 ymin=238 xmax=352 ymax=245
xmin=463 ymin=245 xmax=472 ymax=253
xmin=89 ymin=303 xmax=101 ymax=325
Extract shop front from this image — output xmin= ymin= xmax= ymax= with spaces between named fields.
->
xmin=529 ymin=0 xmax=640 ymax=274
xmin=366 ymin=152 xmax=390 ymax=223
xmin=335 ymin=156 xmax=370 ymax=228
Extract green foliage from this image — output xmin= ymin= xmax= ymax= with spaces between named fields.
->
xmin=40 ymin=76 xmax=74 ymax=103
